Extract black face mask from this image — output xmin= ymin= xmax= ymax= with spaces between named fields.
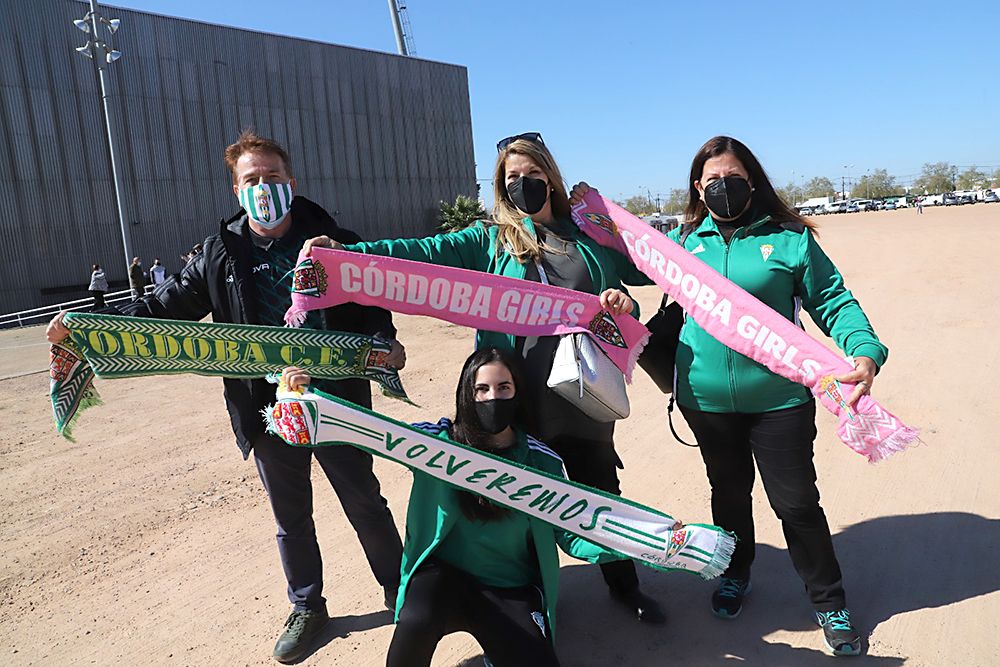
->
xmin=474 ymin=398 xmax=519 ymax=435
xmin=703 ymin=176 xmax=753 ymax=220
xmin=507 ymin=176 xmax=550 ymax=215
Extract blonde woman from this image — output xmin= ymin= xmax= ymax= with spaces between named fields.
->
xmin=304 ymin=134 xmax=665 ymax=623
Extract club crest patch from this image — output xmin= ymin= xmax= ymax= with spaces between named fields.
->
xmin=50 ymin=344 xmax=80 ymax=382
xmin=588 ymin=311 xmax=627 ymax=349
xmin=760 ymin=244 xmax=774 ymax=261
xmin=255 ymin=187 xmax=272 ymax=222
xmin=270 ymin=400 xmax=318 ymax=445
xmin=365 ymin=347 xmax=392 ymax=370
xmin=291 ymin=258 xmax=329 ymax=297
xmin=582 ymin=212 xmax=619 ymax=237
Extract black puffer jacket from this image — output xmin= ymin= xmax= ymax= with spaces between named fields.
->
xmin=117 ymin=197 xmax=397 ymax=458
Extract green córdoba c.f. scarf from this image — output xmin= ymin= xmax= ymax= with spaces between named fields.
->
xmin=49 ymin=312 xmax=410 ymax=440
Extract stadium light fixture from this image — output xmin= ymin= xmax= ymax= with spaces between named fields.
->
xmin=71 ymin=1 xmax=133 ymax=280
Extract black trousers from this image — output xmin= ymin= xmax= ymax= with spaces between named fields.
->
xmin=90 ymin=290 xmax=105 ymax=308
xmin=546 ymin=435 xmax=639 ymax=593
xmin=253 ymin=433 xmax=403 ymax=613
xmin=387 ymin=561 xmax=558 ymax=667
xmin=679 ymin=400 xmax=846 ymax=611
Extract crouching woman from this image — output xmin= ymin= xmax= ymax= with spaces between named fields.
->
xmin=281 ymin=347 xmax=660 ymax=667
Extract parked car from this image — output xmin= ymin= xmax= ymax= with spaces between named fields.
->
xmin=985 ymin=191 xmax=999 ymax=203
xmin=864 ymin=201 xmax=878 ymax=211
xmin=884 ymin=201 xmax=897 ymax=210
xmin=827 ymin=202 xmax=848 ymax=214
xmin=943 ymin=194 xmax=959 ymax=206
xmin=799 ymin=207 xmax=813 ymax=216
xmin=846 ymin=203 xmax=860 ymax=213
xmin=957 ymin=194 xmax=976 ymax=205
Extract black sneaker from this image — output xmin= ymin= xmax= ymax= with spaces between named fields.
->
xmin=610 ymin=587 xmax=666 ymax=624
xmin=272 ymin=608 xmax=329 ymax=663
xmin=815 ymin=609 xmax=861 ymax=656
xmin=712 ymin=577 xmax=751 ymax=619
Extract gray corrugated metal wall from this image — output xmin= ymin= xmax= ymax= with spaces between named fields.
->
xmin=0 ymin=0 xmax=475 ymax=313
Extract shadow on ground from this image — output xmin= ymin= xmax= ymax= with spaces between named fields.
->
xmin=290 ymin=610 xmax=394 ymax=663
xmin=550 ymin=511 xmax=999 ymax=666
xmin=297 ymin=512 xmax=999 ymax=665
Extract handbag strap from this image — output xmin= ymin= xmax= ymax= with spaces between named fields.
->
xmin=667 ymin=395 xmax=698 ymax=448
xmin=538 ymin=260 xmax=586 ymax=398
xmin=535 ymin=260 xmax=550 ymax=286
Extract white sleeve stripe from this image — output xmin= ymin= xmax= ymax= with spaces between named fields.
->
xmin=526 ymin=438 xmax=559 ymax=454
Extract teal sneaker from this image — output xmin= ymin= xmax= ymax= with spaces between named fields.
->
xmin=712 ymin=577 xmax=751 ymax=618
xmin=272 ymin=608 xmax=329 ymax=663
xmin=815 ymin=609 xmax=862 ymax=656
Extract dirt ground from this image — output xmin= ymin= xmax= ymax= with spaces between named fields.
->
xmin=2 ymin=204 xmax=998 ymax=666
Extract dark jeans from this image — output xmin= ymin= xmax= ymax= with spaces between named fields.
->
xmin=387 ymin=561 xmax=558 ymax=667
xmin=546 ymin=435 xmax=639 ymax=594
xmin=679 ymin=400 xmax=846 ymax=611
xmin=90 ymin=290 xmax=105 ymax=308
xmin=253 ymin=433 xmax=403 ymax=613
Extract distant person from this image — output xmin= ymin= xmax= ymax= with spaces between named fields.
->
xmin=917 ymin=197 xmax=924 ymax=215
xmin=148 ymin=258 xmax=167 ymax=286
xmin=88 ymin=263 xmax=108 ymax=309
xmin=128 ymin=256 xmax=145 ymax=298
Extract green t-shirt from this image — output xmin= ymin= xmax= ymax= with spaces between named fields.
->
xmin=433 ymin=436 xmax=539 ymax=588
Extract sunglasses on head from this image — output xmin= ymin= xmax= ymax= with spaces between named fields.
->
xmin=496 ymin=132 xmax=544 ymax=153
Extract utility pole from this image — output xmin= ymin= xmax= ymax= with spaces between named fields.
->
xmin=73 ymin=1 xmax=132 ymax=280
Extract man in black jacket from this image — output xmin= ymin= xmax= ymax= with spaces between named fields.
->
xmin=47 ymin=131 xmax=404 ymax=663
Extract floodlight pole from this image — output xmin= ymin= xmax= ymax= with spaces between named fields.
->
xmin=388 ymin=0 xmax=407 ymax=55
xmin=86 ymin=0 xmax=133 ymax=280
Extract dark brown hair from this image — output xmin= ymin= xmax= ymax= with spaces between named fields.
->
xmin=451 ymin=347 xmax=534 ymax=522
xmin=682 ymin=136 xmax=817 ymax=236
xmin=223 ymin=129 xmax=294 ymax=183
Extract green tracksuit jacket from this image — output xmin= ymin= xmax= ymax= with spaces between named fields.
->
xmin=667 ymin=214 xmax=888 ymax=414
xmin=395 ymin=418 xmax=621 ymax=640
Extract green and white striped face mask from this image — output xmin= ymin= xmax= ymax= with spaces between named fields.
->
xmin=238 ymin=181 xmax=293 ymax=229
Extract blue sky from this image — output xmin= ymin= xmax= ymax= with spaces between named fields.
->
xmin=110 ymin=0 xmax=999 ymax=202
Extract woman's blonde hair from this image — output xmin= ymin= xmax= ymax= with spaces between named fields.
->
xmin=490 ymin=139 xmax=572 ymax=263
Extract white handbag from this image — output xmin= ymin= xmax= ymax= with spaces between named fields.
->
xmin=534 ymin=261 xmax=630 ymax=422
xmin=547 ymin=332 xmax=631 ymax=422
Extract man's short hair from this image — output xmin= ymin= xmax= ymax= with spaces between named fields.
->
xmin=224 ymin=129 xmax=294 ymax=183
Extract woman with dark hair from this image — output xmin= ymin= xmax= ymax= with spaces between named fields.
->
xmin=571 ymin=135 xmax=886 ymax=656
xmin=303 ymin=133 xmax=664 ymax=623
xmin=88 ymin=263 xmax=108 ymax=309
xmin=282 ymin=347 xmax=658 ymax=666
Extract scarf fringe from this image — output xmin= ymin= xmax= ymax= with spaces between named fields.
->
xmin=696 ymin=530 xmax=737 ymax=580
xmin=58 ymin=385 xmax=103 ymax=443
xmin=865 ymin=425 xmax=922 ymax=463
xmin=284 ymin=308 xmax=308 ymax=328
xmin=624 ymin=329 xmax=651 ymax=384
